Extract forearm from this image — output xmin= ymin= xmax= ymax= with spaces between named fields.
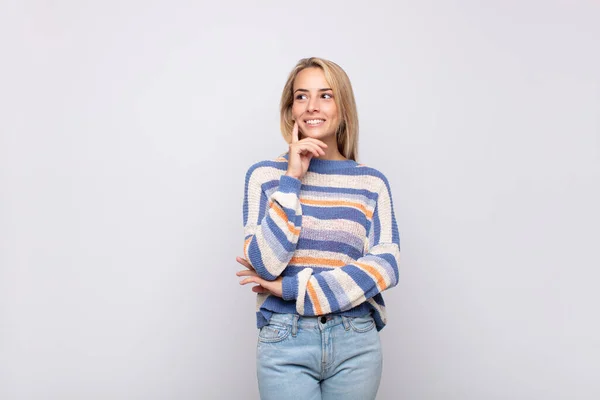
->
xmin=282 ymin=242 xmax=400 ymax=314
xmin=243 ymin=174 xmax=303 ymax=280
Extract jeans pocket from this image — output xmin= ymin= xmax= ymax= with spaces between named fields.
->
xmin=348 ymin=315 xmax=376 ymax=333
xmin=258 ymin=323 xmax=292 ymax=343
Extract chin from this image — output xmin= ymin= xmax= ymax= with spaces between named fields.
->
xmin=300 ymin=128 xmax=335 ymax=140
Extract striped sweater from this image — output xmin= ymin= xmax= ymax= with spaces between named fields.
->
xmin=242 ymin=151 xmax=401 ymax=331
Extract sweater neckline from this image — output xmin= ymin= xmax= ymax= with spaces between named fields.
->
xmin=282 ymin=152 xmax=358 ymax=173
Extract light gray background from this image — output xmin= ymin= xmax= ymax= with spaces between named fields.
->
xmin=1 ymin=1 xmax=599 ymax=399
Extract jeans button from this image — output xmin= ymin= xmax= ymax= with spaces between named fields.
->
xmin=320 ymin=316 xmax=327 ymax=323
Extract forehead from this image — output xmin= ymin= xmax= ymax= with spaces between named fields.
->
xmin=293 ymin=67 xmax=330 ymax=90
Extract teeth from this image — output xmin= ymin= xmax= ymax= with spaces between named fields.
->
xmin=306 ymin=119 xmax=324 ymax=125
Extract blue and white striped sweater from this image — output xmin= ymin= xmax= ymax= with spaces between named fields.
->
xmin=242 ymin=151 xmax=401 ymax=331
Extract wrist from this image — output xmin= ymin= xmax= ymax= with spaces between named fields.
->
xmin=279 ymin=174 xmax=302 ymax=195
xmin=285 ymin=171 xmax=302 ymax=180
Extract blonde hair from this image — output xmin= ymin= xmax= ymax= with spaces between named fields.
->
xmin=279 ymin=57 xmax=359 ymax=161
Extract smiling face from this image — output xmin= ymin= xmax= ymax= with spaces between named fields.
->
xmin=291 ymin=67 xmax=340 ymax=141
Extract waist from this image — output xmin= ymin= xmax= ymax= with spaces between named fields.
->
xmin=267 ymin=312 xmax=372 ymax=330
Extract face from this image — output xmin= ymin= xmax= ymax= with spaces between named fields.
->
xmin=291 ymin=67 xmax=340 ymax=141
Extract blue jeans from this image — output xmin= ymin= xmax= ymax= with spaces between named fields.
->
xmin=256 ymin=312 xmax=383 ymax=400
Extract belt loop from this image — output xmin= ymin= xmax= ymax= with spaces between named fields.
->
xmin=292 ymin=314 xmax=299 ymax=337
xmin=342 ymin=316 xmax=350 ymax=331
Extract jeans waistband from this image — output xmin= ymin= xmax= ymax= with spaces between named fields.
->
xmin=267 ymin=312 xmax=373 ymax=334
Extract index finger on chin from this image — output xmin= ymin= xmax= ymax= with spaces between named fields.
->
xmin=291 ymin=120 xmax=299 ymax=143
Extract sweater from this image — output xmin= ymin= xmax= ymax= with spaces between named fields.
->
xmin=242 ymin=151 xmax=401 ymax=331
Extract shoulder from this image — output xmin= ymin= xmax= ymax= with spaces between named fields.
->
xmin=244 ymin=152 xmax=288 ymax=186
xmin=352 ymin=162 xmax=393 ymax=192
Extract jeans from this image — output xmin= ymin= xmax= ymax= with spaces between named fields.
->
xmin=256 ymin=312 xmax=383 ymax=400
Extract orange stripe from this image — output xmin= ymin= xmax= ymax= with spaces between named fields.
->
xmin=300 ymin=198 xmax=373 ymax=219
xmin=306 ymin=281 xmax=323 ymax=315
xmin=290 ymin=256 xmax=346 ymax=267
xmin=269 ymin=200 xmax=300 ymax=236
xmin=244 ymin=237 xmax=251 ymax=259
xmin=356 ymin=262 xmax=387 ymax=291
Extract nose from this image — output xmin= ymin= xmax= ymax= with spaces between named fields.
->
xmin=307 ymin=96 xmax=319 ymax=112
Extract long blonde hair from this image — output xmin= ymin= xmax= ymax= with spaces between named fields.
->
xmin=279 ymin=57 xmax=359 ymax=161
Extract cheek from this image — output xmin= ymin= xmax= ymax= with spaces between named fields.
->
xmin=291 ymin=103 xmax=303 ymax=119
xmin=324 ymin=104 xmax=338 ymax=121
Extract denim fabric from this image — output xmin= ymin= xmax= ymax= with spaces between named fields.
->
xmin=256 ymin=312 xmax=382 ymax=400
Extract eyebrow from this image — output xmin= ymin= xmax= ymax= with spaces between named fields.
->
xmin=293 ymin=88 xmax=333 ymax=93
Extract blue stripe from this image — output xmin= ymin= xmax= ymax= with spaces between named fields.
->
xmin=303 ymin=296 xmax=314 ymax=315
xmin=344 ymin=265 xmax=380 ymax=298
xmin=301 ymin=184 xmax=378 ymax=199
xmin=377 ymin=251 xmax=400 ymax=284
xmin=314 ymin=274 xmax=341 ymax=312
xmin=372 ymin=293 xmax=386 ymax=307
xmin=262 ymin=219 xmax=293 ymax=264
xmin=296 ymin=238 xmax=363 ymax=259
xmin=321 ymin=272 xmax=352 ymax=311
xmin=303 ymin=205 xmax=366 ymax=221
xmin=257 ymin=190 xmax=268 ymax=224
xmin=246 ymin=239 xmax=275 ymax=280
xmin=372 ymin=199 xmax=381 ymax=244
xmin=265 ymin=211 xmax=298 ymax=253
xmin=379 ymin=175 xmax=400 ymax=245
xmin=284 ymin=265 xmax=334 ymax=274
xmin=370 ymin=303 xmax=385 ymax=331
xmin=262 ymin=179 xmax=279 ymax=192
xmin=362 ymin=253 xmax=397 ymax=286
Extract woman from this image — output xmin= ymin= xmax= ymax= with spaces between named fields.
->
xmin=236 ymin=57 xmax=401 ymax=400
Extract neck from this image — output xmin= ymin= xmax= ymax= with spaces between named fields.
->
xmin=317 ymin=150 xmax=347 ymax=161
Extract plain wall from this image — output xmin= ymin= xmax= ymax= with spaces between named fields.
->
xmin=1 ymin=0 xmax=599 ymax=399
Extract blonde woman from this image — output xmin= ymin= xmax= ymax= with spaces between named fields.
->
xmin=236 ymin=57 xmax=401 ymax=400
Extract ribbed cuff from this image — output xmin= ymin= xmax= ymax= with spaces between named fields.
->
xmin=279 ymin=174 xmax=302 ymax=195
xmin=281 ymin=275 xmax=299 ymax=301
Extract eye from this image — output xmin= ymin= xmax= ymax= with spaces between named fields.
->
xmin=295 ymin=94 xmax=307 ymax=100
xmin=322 ymin=93 xmax=333 ymax=99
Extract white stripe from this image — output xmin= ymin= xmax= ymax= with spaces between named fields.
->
xmin=307 ymin=278 xmax=331 ymax=315
xmin=295 ymin=268 xmax=314 ymax=315
xmin=327 ymin=269 xmax=367 ymax=309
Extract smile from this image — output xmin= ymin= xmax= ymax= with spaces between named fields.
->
xmin=305 ymin=119 xmax=325 ymax=126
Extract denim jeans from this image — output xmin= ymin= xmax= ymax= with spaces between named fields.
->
xmin=256 ymin=312 xmax=383 ymax=400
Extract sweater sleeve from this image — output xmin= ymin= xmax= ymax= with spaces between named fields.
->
xmin=242 ymin=166 xmax=303 ymax=281
xmin=281 ymin=175 xmax=400 ymax=315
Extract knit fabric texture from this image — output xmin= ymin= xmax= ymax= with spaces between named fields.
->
xmin=242 ymin=151 xmax=401 ymax=331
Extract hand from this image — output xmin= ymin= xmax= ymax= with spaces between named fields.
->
xmin=236 ymin=256 xmax=283 ymax=297
xmin=286 ymin=120 xmax=328 ymax=180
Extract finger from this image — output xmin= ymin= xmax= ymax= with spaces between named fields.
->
xmin=240 ymin=276 xmax=262 ymax=285
xmin=252 ymin=285 xmax=271 ymax=294
xmin=291 ymin=120 xmax=299 ymax=143
xmin=236 ymin=256 xmax=254 ymax=270
xmin=236 ymin=270 xmax=258 ymax=277
xmin=296 ymin=141 xmax=326 ymax=158
xmin=298 ymin=142 xmax=325 ymax=158
xmin=302 ymin=137 xmax=329 ymax=149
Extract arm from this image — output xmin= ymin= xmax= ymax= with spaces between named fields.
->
xmin=242 ymin=165 xmax=303 ymax=281
xmin=281 ymin=176 xmax=400 ymax=315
